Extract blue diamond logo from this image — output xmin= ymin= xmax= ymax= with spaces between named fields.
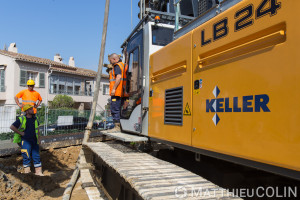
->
xmin=213 ymin=86 xmax=220 ymax=98
xmin=213 ymin=113 xmax=220 ymax=126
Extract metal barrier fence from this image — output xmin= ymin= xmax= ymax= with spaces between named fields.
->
xmin=0 ymin=106 xmax=16 ymax=137
xmin=0 ymin=104 xmax=112 ymax=141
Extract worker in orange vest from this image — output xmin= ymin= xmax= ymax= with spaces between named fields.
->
xmin=15 ymin=80 xmax=42 ymax=114
xmin=108 ymin=53 xmax=125 ymax=132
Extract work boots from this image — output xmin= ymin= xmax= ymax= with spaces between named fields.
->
xmin=35 ymin=167 xmax=44 ymax=176
xmin=108 ymin=122 xmax=121 ymax=133
xmin=24 ymin=167 xmax=31 ymax=174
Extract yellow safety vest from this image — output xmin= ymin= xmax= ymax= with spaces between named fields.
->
xmin=13 ymin=116 xmax=39 ymax=144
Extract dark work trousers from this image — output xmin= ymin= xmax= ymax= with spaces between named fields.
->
xmin=21 ymin=139 xmax=41 ymax=168
xmin=111 ymin=96 xmax=122 ymax=123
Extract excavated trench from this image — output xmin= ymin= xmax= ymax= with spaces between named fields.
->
xmin=0 ymin=145 xmax=89 ymax=200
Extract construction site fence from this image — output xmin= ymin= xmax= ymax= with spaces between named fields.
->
xmin=0 ymin=104 xmax=111 ymax=141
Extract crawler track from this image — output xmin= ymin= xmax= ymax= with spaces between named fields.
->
xmin=83 ymin=141 xmax=242 ymax=200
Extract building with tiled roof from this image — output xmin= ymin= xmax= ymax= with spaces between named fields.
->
xmin=0 ymin=43 xmax=110 ymax=111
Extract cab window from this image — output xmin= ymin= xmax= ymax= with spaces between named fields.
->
xmin=121 ymin=48 xmax=142 ymax=119
xmin=152 ymin=26 xmax=174 ymax=46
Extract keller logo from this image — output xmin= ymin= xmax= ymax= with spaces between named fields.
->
xmin=206 ymin=86 xmax=270 ymax=126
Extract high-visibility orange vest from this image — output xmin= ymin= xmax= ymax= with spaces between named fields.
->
xmin=16 ymin=89 xmax=42 ymax=114
xmin=136 ymin=97 xmax=141 ymax=105
xmin=122 ymin=63 xmax=129 ymax=98
xmin=109 ymin=62 xmax=124 ymax=97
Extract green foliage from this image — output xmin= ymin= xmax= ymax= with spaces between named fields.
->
xmin=0 ymin=132 xmax=13 ymax=141
xmin=47 ymin=109 xmax=80 ymax=124
xmin=130 ymin=142 xmax=136 ymax=146
xmin=16 ymin=108 xmax=22 ymax=116
xmin=105 ymin=99 xmax=111 ymax=110
xmin=36 ymin=103 xmax=46 ymax=125
xmin=50 ymin=94 xmax=74 ymax=109
xmin=94 ymin=113 xmax=103 ymax=121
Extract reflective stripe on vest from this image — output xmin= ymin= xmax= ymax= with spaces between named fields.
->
xmin=13 ymin=116 xmax=39 ymax=144
xmin=109 ymin=62 xmax=124 ymax=97
xmin=22 ymin=100 xmax=36 ymax=103
xmin=122 ymin=63 xmax=129 ymax=98
xmin=109 ymin=71 xmax=114 ymax=82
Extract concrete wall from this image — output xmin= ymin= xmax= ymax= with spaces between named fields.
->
xmin=0 ymin=54 xmax=19 ymax=104
xmin=97 ymin=79 xmax=110 ymax=110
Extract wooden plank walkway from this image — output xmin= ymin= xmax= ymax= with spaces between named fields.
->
xmin=100 ymin=131 xmax=148 ymax=142
xmin=85 ymin=142 xmax=242 ymax=200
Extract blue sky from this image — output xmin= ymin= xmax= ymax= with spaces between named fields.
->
xmin=0 ymin=0 xmax=140 ymax=73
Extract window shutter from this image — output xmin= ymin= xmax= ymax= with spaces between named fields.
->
xmin=0 ymin=70 xmax=4 ymax=92
xmin=20 ymin=70 xmax=27 ymax=86
xmin=39 ymin=73 xmax=45 ymax=88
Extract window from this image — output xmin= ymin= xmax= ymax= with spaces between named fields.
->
xmin=49 ymin=75 xmax=87 ymax=96
xmin=103 ymin=84 xmax=109 ymax=95
xmin=0 ymin=66 xmax=5 ymax=92
xmin=59 ymin=85 xmax=65 ymax=94
xmin=19 ymin=70 xmax=38 ymax=86
xmin=58 ymin=76 xmax=66 ymax=94
xmin=50 ymin=75 xmax=58 ymax=93
xmin=126 ymin=48 xmax=141 ymax=94
xmin=85 ymin=81 xmax=93 ymax=96
xmin=67 ymin=86 xmax=73 ymax=95
xmin=27 ymin=71 xmax=37 ymax=82
xmin=152 ymin=26 xmax=174 ymax=46
xmin=74 ymin=78 xmax=81 ymax=95
xmin=20 ymin=70 xmax=27 ymax=86
xmin=66 ymin=77 xmax=74 ymax=95
xmin=39 ymin=73 xmax=45 ymax=88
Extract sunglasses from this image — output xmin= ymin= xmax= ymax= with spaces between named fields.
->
xmin=27 ymin=85 xmax=34 ymax=87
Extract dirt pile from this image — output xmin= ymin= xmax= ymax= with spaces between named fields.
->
xmin=0 ymin=145 xmax=81 ymax=200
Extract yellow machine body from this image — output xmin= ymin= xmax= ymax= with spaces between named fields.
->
xmin=149 ymin=0 xmax=300 ymax=173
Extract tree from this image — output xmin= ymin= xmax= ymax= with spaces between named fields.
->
xmin=50 ymin=94 xmax=74 ymax=109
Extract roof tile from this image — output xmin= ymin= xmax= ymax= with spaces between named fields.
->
xmin=0 ymin=50 xmax=109 ymax=78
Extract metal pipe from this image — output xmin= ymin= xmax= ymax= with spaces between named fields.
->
xmin=45 ymin=66 xmax=53 ymax=136
xmin=174 ymin=0 xmax=182 ymax=32
xmin=140 ymin=0 xmax=143 ymax=19
xmin=83 ymin=0 xmax=110 ymax=144
xmin=131 ymin=0 xmax=133 ymax=30
xmin=143 ymin=0 xmax=145 ymax=19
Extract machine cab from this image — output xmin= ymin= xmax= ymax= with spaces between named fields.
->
xmin=120 ymin=21 xmax=174 ymax=135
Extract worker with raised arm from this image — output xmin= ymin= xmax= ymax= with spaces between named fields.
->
xmin=14 ymin=80 xmax=42 ymax=114
xmin=10 ymin=104 xmax=43 ymax=176
xmin=108 ymin=53 xmax=125 ymax=132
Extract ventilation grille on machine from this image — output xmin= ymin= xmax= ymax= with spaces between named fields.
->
xmin=164 ymin=87 xmax=183 ymax=126
xmin=198 ymin=0 xmax=215 ymax=16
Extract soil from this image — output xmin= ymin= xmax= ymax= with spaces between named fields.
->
xmin=0 ymin=145 xmax=88 ymax=200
